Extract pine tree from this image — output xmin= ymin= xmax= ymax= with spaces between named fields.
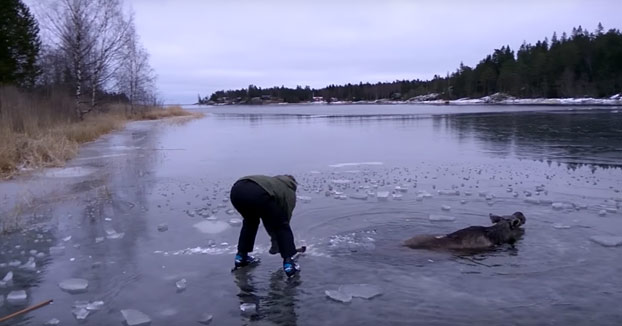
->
xmin=0 ymin=0 xmax=41 ymax=87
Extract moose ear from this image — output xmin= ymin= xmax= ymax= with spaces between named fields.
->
xmin=511 ymin=219 xmax=521 ymax=228
xmin=489 ymin=213 xmax=502 ymax=223
xmin=513 ymin=212 xmax=526 ymax=225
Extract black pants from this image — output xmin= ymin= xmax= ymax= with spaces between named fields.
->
xmin=230 ymin=179 xmax=297 ymax=259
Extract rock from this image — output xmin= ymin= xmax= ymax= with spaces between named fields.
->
xmin=429 ymin=214 xmax=456 ymax=222
xmin=121 ymin=309 xmax=152 ymax=326
xmin=240 ymin=303 xmax=257 ymax=316
xmin=157 ymin=224 xmax=169 ymax=232
xmin=58 ymin=278 xmax=89 ymax=294
xmin=6 ymin=290 xmax=28 ymax=305
xmin=338 ymin=284 xmax=382 ymax=299
xmin=44 ymin=318 xmax=60 ymax=326
xmin=198 ymin=313 xmax=214 ymax=325
xmin=325 ymin=290 xmax=352 ymax=303
xmin=589 ymin=236 xmax=622 ymax=247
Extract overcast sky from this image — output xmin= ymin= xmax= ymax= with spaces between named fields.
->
xmin=128 ymin=0 xmax=622 ymax=104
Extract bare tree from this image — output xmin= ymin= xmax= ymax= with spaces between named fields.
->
xmin=116 ymin=16 xmax=157 ymax=114
xmin=87 ymin=0 xmax=130 ymax=109
xmin=36 ymin=0 xmax=130 ymax=119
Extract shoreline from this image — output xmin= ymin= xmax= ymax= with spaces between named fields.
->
xmin=195 ymin=94 xmax=622 ymax=107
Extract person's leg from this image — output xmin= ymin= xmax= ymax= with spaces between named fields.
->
xmin=261 ymin=199 xmax=300 ymax=276
xmin=230 ymin=179 xmax=269 ymax=267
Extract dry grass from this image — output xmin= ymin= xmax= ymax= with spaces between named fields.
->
xmin=0 ymin=87 xmax=201 ymax=178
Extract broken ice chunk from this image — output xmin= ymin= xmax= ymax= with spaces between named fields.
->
xmin=553 ymin=224 xmax=571 ymax=229
xmin=44 ymin=318 xmax=60 ymax=326
xmin=58 ymin=278 xmax=89 ymax=294
xmin=391 ymin=194 xmax=403 ymax=200
xmin=49 ymin=246 xmax=66 ymax=256
xmin=157 ymin=224 xmax=169 ymax=232
xmin=552 ymin=203 xmax=564 ymax=210
xmin=429 ymin=214 xmax=456 ymax=222
xmin=198 ymin=313 xmax=214 ymax=325
xmin=2 ymin=271 xmax=13 ymax=287
xmin=176 ymin=279 xmax=187 ymax=292
xmin=86 ymin=300 xmax=104 ymax=311
xmin=106 ymin=231 xmax=125 ymax=240
xmin=438 ymin=190 xmax=459 ymax=196
xmin=441 ymin=205 xmax=451 ymax=211
xmin=296 ymin=196 xmax=312 ymax=203
xmin=63 ymin=236 xmax=72 ymax=242
xmin=72 ymin=307 xmax=89 ymax=320
xmin=589 ymin=236 xmax=622 ymax=247
xmin=349 ymin=193 xmax=368 ymax=200
xmin=240 ymin=303 xmax=257 ymax=316
xmin=598 ymin=210 xmax=607 ymax=217
xmin=228 ymin=218 xmax=243 ymax=227
xmin=121 ymin=309 xmax=152 ymax=326
xmin=394 ymin=186 xmax=408 ymax=193
xmin=376 ymin=191 xmax=390 ymax=201
xmin=6 ymin=290 xmax=28 ymax=305
xmin=338 ymin=284 xmax=382 ymax=299
xmin=95 ymin=237 xmax=105 ymax=243
xmin=193 ymin=221 xmax=230 ymax=234
xmin=325 ymin=290 xmax=352 ymax=303
xmin=20 ymin=258 xmax=36 ymax=271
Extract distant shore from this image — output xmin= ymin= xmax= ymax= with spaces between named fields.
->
xmin=197 ymin=93 xmax=622 ymax=107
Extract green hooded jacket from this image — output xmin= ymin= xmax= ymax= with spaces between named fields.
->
xmin=238 ymin=174 xmax=298 ymax=220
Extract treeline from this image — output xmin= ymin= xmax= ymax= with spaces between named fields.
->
xmin=1 ymin=0 xmax=157 ymax=119
xmin=201 ymin=23 xmax=622 ymax=104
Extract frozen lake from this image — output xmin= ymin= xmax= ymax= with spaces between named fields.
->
xmin=1 ymin=104 xmax=622 ymax=325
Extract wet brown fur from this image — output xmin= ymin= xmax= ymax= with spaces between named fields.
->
xmin=403 ymin=212 xmax=526 ymax=251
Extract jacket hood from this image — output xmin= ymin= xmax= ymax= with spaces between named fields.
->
xmin=275 ymin=175 xmax=297 ymax=191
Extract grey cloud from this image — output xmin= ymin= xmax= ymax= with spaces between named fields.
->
xmin=128 ymin=0 xmax=621 ymax=103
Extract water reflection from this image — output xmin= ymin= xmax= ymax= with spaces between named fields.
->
xmin=233 ymin=269 xmax=300 ymax=326
xmin=444 ymin=110 xmax=622 ymax=169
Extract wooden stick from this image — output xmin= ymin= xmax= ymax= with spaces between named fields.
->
xmin=0 ymin=299 xmax=53 ymax=323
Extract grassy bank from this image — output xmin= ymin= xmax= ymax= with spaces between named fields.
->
xmin=0 ymin=86 xmax=201 ymax=179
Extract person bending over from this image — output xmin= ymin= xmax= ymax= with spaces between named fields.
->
xmin=230 ymin=174 xmax=300 ymax=277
